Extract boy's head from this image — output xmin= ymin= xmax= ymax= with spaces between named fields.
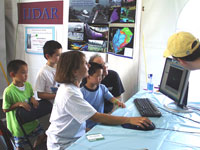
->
xmin=87 ymin=62 xmax=103 ymax=85
xmin=164 ymin=32 xmax=200 ymax=61
xmin=7 ymin=60 xmax=28 ymax=83
xmin=43 ymin=40 xmax=62 ymax=63
xmin=163 ymin=32 xmax=200 ymax=70
xmin=89 ymin=54 xmax=108 ymax=77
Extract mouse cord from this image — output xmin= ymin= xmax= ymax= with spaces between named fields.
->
xmin=157 ymin=106 xmax=200 ymax=124
xmin=155 ymin=127 xmax=200 ymax=134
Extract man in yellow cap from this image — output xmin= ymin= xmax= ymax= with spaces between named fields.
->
xmin=164 ymin=31 xmax=200 ymax=70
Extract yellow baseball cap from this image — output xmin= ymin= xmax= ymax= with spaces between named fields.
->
xmin=163 ymin=32 xmax=200 ymax=57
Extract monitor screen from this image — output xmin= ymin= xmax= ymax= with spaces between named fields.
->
xmin=159 ymin=58 xmax=190 ymax=108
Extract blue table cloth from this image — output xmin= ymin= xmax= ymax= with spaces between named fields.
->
xmin=68 ymin=90 xmax=200 ymax=150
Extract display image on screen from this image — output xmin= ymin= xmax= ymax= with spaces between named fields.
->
xmin=166 ymin=66 xmax=183 ymax=91
xmin=159 ymin=58 xmax=190 ymax=110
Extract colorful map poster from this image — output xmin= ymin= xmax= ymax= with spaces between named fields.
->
xmin=108 ymin=26 xmax=134 ymax=58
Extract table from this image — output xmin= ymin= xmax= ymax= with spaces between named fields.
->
xmin=68 ymin=90 xmax=200 ymax=150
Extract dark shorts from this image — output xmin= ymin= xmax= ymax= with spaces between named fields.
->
xmin=14 ymin=124 xmax=44 ymax=148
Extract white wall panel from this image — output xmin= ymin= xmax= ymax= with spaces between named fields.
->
xmin=139 ymin=0 xmax=188 ymax=91
xmin=0 ymin=0 xmax=7 ymax=99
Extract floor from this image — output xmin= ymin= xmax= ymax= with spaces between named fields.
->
xmin=0 ymin=99 xmax=49 ymax=150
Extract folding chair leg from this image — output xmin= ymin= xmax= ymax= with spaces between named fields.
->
xmin=17 ymin=122 xmax=34 ymax=150
xmin=15 ymin=100 xmax=52 ymax=150
xmin=0 ymin=120 xmax=15 ymax=150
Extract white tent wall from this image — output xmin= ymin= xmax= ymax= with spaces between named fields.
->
xmin=2 ymin=0 xmax=191 ymax=101
xmin=5 ymin=0 xmax=18 ymax=62
xmin=0 ymin=0 xmax=7 ymax=99
xmin=139 ymin=0 xmax=188 ymax=91
xmin=177 ymin=0 xmax=200 ymax=102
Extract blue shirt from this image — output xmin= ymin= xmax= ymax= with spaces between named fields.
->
xmin=81 ymin=84 xmax=113 ymax=129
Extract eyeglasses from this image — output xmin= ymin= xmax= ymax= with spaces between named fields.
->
xmin=102 ymin=63 xmax=108 ymax=68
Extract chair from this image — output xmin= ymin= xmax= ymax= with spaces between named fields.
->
xmin=16 ymin=99 xmax=52 ymax=150
xmin=0 ymin=119 xmax=15 ymax=150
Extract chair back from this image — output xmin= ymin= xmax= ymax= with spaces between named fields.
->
xmin=16 ymin=99 xmax=52 ymax=150
xmin=16 ymin=99 xmax=52 ymax=124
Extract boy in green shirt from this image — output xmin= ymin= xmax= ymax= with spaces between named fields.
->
xmin=2 ymin=60 xmax=46 ymax=150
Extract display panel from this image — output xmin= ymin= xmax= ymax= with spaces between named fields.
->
xmin=159 ymin=58 xmax=190 ymax=108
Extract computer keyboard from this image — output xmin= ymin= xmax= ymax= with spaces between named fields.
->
xmin=134 ymin=98 xmax=162 ymax=117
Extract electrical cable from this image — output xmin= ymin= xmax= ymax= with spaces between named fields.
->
xmin=187 ymin=105 xmax=200 ymax=112
xmin=156 ymin=127 xmax=200 ymax=134
xmin=158 ymin=106 xmax=200 ymax=124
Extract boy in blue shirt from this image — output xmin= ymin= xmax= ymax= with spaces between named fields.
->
xmin=81 ymin=62 xmax=126 ymax=130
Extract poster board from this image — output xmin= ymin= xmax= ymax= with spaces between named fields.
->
xmin=25 ymin=26 xmax=55 ymax=55
xmin=68 ymin=0 xmax=136 ymax=58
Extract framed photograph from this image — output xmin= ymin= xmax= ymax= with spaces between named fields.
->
xmin=69 ymin=0 xmax=110 ymax=24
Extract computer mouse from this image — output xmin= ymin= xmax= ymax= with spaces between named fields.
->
xmin=121 ymin=122 xmax=155 ymax=131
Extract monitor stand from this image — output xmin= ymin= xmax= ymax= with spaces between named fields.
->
xmin=163 ymin=83 xmax=192 ymax=113
xmin=164 ymin=102 xmax=193 ymax=113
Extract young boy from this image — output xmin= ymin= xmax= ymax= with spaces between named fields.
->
xmin=35 ymin=40 xmax=62 ymax=103
xmin=81 ymin=62 xmax=126 ymax=130
xmin=89 ymin=54 xmax=125 ymax=113
xmin=2 ymin=60 xmax=45 ymax=150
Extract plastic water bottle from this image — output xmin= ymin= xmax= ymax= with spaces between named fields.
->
xmin=147 ymin=74 xmax=154 ymax=92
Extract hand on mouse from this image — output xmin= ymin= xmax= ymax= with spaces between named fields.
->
xmin=129 ymin=117 xmax=152 ymax=129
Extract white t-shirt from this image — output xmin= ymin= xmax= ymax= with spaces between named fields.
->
xmin=46 ymin=84 xmax=97 ymax=150
xmin=35 ymin=64 xmax=58 ymax=101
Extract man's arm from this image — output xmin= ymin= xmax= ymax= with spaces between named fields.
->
xmin=37 ymin=92 xmax=56 ymax=100
xmin=102 ymin=70 xmax=125 ymax=97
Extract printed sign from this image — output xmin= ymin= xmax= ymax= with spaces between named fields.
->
xmin=25 ymin=27 xmax=55 ymax=54
xmin=18 ymin=1 xmax=63 ymax=24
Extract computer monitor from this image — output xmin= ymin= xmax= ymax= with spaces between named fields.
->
xmin=159 ymin=58 xmax=190 ymax=111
